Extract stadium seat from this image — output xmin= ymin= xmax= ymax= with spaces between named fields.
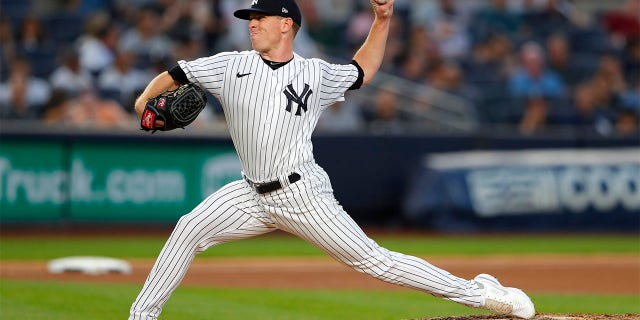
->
xmin=20 ymin=49 xmax=57 ymax=78
xmin=569 ymin=27 xmax=615 ymax=55
xmin=46 ymin=13 xmax=85 ymax=45
xmin=2 ymin=0 xmax=33 ymax=24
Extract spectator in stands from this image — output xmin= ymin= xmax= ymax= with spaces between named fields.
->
xmin=295 ymin=0 xmax=321 ymax=41
xmin=620 ymin=81 xmax=639 ymax=113
xmin=118 ymin=4 xmax=174 ymax=68
xmin=217 ymin=0 xmax=251 ymax=51
xmin=411 ymin=0 xmax=475 ymax=60
xmin=42 ymin=90 xmax=133 ymax=129
xmin=588 ymin=57 xmax=627 ymax=117
xmin=0 ymin=17 xmax=16 ymax=77
xmin=0 ymin=0 xmax=635 ymax=137
xmin=44 ymin=1 xmax=87 ymax=45
xmin=424 ymin=59 xmax=480 ymax=114
xmin=520 ymin=0 xmax=577 ymax=42
xmin=41 ymin=89 xmax=72 ymax=126
xmin=564 ymin=82 xmax=617 ymax=136
xmin=0 ymin=56 xmax=51 ymax=119
xmin=468 ymin=0 xmax=522 ymax=44
xmin=545 ymin=33 xmax=584 ymax=87
xmin=615 ymin=109 xmax=639 ymax=136
xmin=425 ymin=59 xmax=460 ymax=92
xmin=153 ymin=0 xmax=195 ymax=37
xmin=14 ymin=14 xmax=51 ymax=54
xmin=393 ymin=26 xmax=439 ymax=82
xmin=600 ymin=0 xmax=640 ymax=49
xmin=362 ymin=85 xmax=409 ymax=133
xmin=317 ymin=101 xmax=365 ymax=133
xmin=62 ymin=0 xmax=112 ymax=16
xmin=397 ymin=52 xmax=428 ymax=83
xmin=344 ymin=3 xmax=375 ymax=53
xmin=302 ymin=0 xmax=355 ymax=55
xmin=76 ymin=11 xmax=118 ymax=76
xmin=465 ymin=34 xmax=517 ymax=123
xmin=155 ymin=0 xmax=217 ymax=54
xmin=508 ymin=41 xmax=568 ymax=129
xmin=509 ymin=41 xmax=566 ymax=99
xmin=596 ymin=53 xmax=628 ymax=98
xmin=14 ymin=14 xmax=57 ymax=78
xmin=407 ymin=25 xmax=441 ymax=62
xmin=97 ymin=48 xmax=152 ymax=112
xmin=621 ymin=39 xmax=640 ymax=86
xmin=310 ymin=0 xmax=355 ymax=36
xmin=49 ymin=48 xmax=94 ymax=97
xmin=466 ymin=33 xmax=515 ymax=84
xmin=186 ymin=0 xmax=226 ymax=53
xmin=431 ymin=17 xmax=471 ymax=60
xmin=379 ymin=13 xmax=407 ymax=75
xmin=518 ymin=95 xmax=549 ymax=135
xmin=172 ymin=33 xmax=205 ymax=62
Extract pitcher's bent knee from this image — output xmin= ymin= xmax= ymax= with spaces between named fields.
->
xmin=342 ymin=249 xmax=398 ymax=281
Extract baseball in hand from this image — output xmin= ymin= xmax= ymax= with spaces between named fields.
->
xmin=373 ymin=0 xmax=391 ymax=16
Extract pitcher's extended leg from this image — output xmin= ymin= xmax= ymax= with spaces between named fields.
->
xmin=129 ymin=181 xmax=275 ymax=320
xmin=269 ymin=181 xmax=483 ymax=307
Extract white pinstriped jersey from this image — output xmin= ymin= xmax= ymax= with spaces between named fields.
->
xmin=178 ymin=50 xmax=359 ymax=182
xmin=130 ymin=51 xmax=486 ymax=320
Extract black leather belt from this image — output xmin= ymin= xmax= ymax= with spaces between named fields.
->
xmin=246 ymin=173 xmax=301 ymax=194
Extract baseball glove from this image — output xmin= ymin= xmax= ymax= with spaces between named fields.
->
xmin=140 ymin=83 xmax=207 ymax=132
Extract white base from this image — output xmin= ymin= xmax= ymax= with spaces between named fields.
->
xmin=47 ymin=256 xmax=132 ymax=275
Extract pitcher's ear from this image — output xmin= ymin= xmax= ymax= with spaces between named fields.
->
xmin=281 ymin=17 xmax=294 ymax=32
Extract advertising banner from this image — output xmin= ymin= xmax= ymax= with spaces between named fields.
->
xmin=0 ymin=141 xmax=66 ymax=221
xmin=0 ymin=139 xmax=241 ymax=223
xmin=68 ymin=142 xmax=241 ymax=222
xmin=403 ymin=148 xmax=640 ymax=231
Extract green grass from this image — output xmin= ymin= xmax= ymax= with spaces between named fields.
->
xmin=1 ymin=279 xmax=638 ymax=320
xmin=1 ymin=233 xmax=638 ymax=260
xmin=1 ymin=234 xmax=638 ymax=319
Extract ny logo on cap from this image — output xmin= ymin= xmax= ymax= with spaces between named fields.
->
xmin=252 ymin=0 xmax=258 ymax=5
xmin=282 ymin=8 xmax=288 ymax=13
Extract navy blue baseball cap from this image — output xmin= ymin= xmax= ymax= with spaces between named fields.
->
xmin=234 ymin=0 xmax=302 ymax=26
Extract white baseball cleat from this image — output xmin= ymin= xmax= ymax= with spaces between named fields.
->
xmin=474 ymin=273 xmax=536 ymax=319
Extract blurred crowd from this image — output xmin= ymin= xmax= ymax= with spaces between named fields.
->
xmin=0 ymin=0 xmax=638 ymax=136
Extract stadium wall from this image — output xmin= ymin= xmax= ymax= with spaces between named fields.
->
xmin=0 ymin=129 xmax=637 ymax=231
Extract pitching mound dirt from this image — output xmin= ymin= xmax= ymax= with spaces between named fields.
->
xmin=418 ymin=314 xmax=640 ymax=320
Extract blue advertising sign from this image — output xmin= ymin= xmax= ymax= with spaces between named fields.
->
xmin=403 ymin=148 xmax=640 ymax=231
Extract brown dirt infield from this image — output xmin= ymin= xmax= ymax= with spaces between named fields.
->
xmin=2 ymin=254 xmax=638 ymax=294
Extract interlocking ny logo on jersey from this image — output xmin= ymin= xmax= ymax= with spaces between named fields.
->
xmin=284 ymin=84 xmax=312 ymax=116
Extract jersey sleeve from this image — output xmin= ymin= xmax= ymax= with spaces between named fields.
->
xmin=316 ymin=59 xmax=361 ymax=107
xmin=178 ymin=52 xmax=236 ymax=97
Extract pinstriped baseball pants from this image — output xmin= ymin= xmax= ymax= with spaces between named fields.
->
xmin=129 ymin=162 xmax=483 ymax=320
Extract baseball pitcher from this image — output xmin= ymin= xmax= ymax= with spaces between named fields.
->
xmin=129 ymin=1 xmax=535 ymax=319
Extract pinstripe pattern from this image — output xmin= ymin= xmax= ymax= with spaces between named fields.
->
xmin=178 ymin=51 xmax=356 ymax=182
xmin=129 ymin=52 xmax=482 ymax=320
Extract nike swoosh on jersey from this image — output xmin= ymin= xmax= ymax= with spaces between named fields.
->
xmin=236 ymin=72 xmax=252 ymax=78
